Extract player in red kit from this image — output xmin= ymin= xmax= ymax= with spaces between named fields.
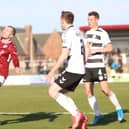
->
xmin=0 ymin=25 xmax=21 ymax=85
xmin=0 ymin=25 xmax=21 ymax=124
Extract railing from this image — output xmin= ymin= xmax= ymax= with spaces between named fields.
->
xmin=9 ymin=59 xmax=56 ymax=75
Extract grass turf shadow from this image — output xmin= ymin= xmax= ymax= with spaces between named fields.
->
xmin=2 ymin=112 xmax=61 ymax=125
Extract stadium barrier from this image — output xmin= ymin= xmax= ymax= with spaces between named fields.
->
xmin=3 ymin=73 xmax=129 ymax=86
xmin=3 ymin=75 xmax=48 ymax=86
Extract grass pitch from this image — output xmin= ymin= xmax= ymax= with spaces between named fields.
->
xmin=0 ymin=83 xmax=128 ymax=129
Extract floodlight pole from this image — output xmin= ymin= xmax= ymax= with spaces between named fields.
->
xmin=25 ymin=24 xmax=34 ymax=72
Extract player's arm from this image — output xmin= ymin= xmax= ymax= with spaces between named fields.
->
xmin=90 ymin=31 xmax=112 ymax=54
xmin=47 ymin=47 xmax=69 ymax=82
xmin=90 ymin=43 xmax=112 ymax=54
xmin=99 ymin=43 xmax=112 ymax=53
xmin=9 ymin=44 xmax=21 ymax=73
xmin=85 ymin=42 xmax=92 ymax=62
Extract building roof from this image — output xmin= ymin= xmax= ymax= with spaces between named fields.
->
xmin=80 ymin=24 xmax=129 ymax=31
xmin=13 ymin=33 xmax=50 ymax=56
xmin=0 ymin=26 xmax=25 ymax=33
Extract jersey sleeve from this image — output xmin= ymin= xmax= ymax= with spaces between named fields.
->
xmin=8 ymin=43 xmax=20 ymax=68
xmin=83 ymin=36 xmax=88 ymax=46
xmin=62 ymin=32 xmax=72 ymax=49
xmin=102 ymin=31 xmax=111 ymax=46
xmin=84 ymin=31 xmax=91 ymax=45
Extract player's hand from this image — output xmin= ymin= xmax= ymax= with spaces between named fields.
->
xmin=89 ymin=49 xmax=98 ymax=55
xmin=46 ymin=70 xmax=55 ymax=84
xmin=15 ymin=67 xmax=22 ymax=74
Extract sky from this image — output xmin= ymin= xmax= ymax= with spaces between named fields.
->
xmin=0 ymin=0 xmax=129 ymax=33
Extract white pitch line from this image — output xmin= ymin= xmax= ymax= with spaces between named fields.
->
xmin=0 ymin=112 xmax=97 ymax=115
xmin=0 ymin=112 xmax=98 ymax=115
xmin=0 ymin=111 xmax=128 ymax=115
xmin=0 ymin=112 xmax=32 ymax=115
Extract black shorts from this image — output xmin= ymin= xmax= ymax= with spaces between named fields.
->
xmin=55 ymin=71 xmax=83 ymax=92
xmin=83 ymin=67 xmax=108 ymax=82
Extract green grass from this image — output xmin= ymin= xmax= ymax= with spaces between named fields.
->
xmin=0 ymin=83 xmax=128 ymax=129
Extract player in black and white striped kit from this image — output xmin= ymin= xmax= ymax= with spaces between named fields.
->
xmin=83 ymin=11 xmax=124 ymax=125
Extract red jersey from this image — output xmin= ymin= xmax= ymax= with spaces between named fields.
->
xmin=0 ymin=40 xmax=20 ymax=78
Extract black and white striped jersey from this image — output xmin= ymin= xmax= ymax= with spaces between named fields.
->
xmin=84 ymin=27 xmax=111 ymax=68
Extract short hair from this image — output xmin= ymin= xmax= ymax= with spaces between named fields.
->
xmin=88 ymin=11 xmax=100 ymax=19
xmin=61 ymin=11 xmax=74 ymax=24
xmin=7 ymin=25 xmax=16 ymax=36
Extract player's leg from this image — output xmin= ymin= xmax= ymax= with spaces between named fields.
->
xmin=0 ymin=76 xmax=5 ymax=87
xmin=83 ymin=68 xmax=102 ymax=125
xmin=0 ymin=76 xmax=6 ymax=124
xmin=84 ymin=82 xmax=102 ymax=125
xmin=85 ymin=82 xmax=101 ymax=115
xmin=48 ymin=72 xmax=88 ymax=129
xmin=0 ymin=93 xmax=6 ymax=125
xmin=99 ymin=81 xmax=124 ymax=122
xmin=48 ymin=82 xmax=79 ymax=116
